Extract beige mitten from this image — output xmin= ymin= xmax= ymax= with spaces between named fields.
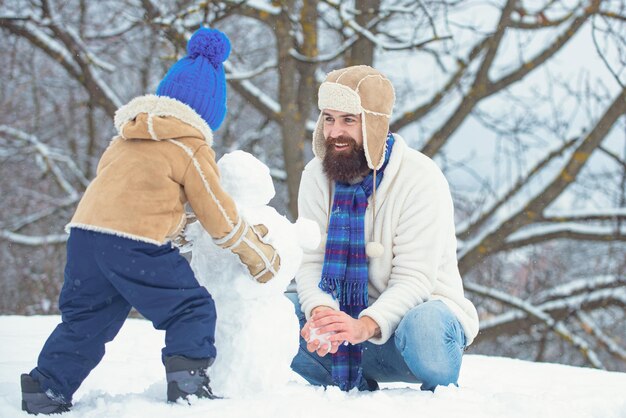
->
xmin=214 ymin=218 xmax=280 ymax=283
xmin=171 ymin=212 xmax=198 ymax=252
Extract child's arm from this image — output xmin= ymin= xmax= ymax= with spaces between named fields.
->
xmin=182 ymin=144 xmax=280 ymax=283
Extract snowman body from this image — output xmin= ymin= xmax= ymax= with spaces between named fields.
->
xmin=187 ymin=151 xmax=319 ymax=397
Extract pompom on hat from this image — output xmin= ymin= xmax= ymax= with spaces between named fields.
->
xmin=156 ymin=27 xmax=231 ymax=131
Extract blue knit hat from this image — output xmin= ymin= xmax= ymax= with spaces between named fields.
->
xmin=156 ymin=27 xmax=231 ymax=131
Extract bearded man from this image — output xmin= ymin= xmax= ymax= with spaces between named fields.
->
xmin=288 ymin=65 xmax=479 ymax=392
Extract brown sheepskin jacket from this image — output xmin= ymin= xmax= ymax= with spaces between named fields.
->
xmin=67 ymin=94 xmax=239 ymax=245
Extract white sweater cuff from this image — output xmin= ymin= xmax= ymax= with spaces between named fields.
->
xmin=301 ymin=294 xmax=340 ymax=320
xmin=359 ymin=307 xmax=392 ymax=345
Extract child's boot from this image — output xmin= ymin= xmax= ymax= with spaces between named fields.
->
xmin=165 ymin=355 xmax=217 ymax=402
xmin=21 ymin=374 xmax=71 ymax=415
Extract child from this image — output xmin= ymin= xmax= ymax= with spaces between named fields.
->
xmin=20 ymin=27 xmax=280 ymax=415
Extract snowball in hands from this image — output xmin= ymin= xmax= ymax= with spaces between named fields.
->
xmin=186 ymin=150 xmax=320 ymax=397
xmin=309 ymin=327 xmax=335 ymax=351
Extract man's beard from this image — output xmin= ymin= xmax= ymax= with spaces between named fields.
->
xmin=322 ymin=135 xmax=370 ymax=183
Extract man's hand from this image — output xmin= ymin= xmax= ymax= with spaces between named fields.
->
xmin=310 ymin=309 xmax=380 ymax=346
xmin=301 ymin=306 xmax=340 ymax=357
xmin=301 ymin=308 xmax=380 ymax=357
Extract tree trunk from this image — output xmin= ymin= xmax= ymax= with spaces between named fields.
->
xmin=346 ymin=0 xmax=378 ymax=66
xmin=275 ymin=0 xmax=304 ymax=219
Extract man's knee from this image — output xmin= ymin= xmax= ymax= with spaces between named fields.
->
xmin=394 ymin=301 xmax=464 ymax=389
xmin=395 ymin=301 xmax=454 ymax=348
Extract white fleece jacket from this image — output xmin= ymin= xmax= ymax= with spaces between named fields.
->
xmin=295 ymin=134 xmax=479 ymax=345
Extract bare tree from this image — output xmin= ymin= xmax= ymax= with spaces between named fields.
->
xmin=1 ymin=0 xmax=624 ymax=370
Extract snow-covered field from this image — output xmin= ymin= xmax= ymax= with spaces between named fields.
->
xmin=1 ymin=315 xmax=625 ymax=418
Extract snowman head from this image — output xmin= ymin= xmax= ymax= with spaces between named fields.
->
xmin=218 ymin=151 xmax=275 ymax=207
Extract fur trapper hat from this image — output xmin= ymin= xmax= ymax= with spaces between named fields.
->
xmin=312 ymin=65 xmax=395 ymax=170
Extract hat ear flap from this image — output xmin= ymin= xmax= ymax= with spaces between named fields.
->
xmin=363 ymin=113 xmax=390 ymax=170
xmin=312 ymin=112 xmax=327 ymax=161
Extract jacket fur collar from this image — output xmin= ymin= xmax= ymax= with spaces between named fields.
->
xmin=114 ymin=94 xmax=214 ymax=145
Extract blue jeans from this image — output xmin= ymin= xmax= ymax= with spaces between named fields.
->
xmin=287 ymin=293 xmax=466 ymax=391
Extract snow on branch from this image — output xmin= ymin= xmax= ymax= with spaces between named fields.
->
xmin=290 ymin=4 xmax=385 ymax=63
xmin=2 ymin=197 xmax=78 ymax=232
xmin=141 ymin=3 xmax=282 ymax=123
xmin=269 ymin=168 xmax=287 ymax=181
xmin=84 ymin=19 xmax=140 ymax=40
xmin=458 ymin=87 xmax=626 ymax=274
xmin=0 ymin=15 xmax=80 ymax=77
xmin=298 ymin=0 xmax=449 ymax=65
xmin=0 ymin=10 xmax=121 ymax=115
xmin=0 ymin=126 xmax=79 ymax=199
xmin=538 ymin=287 xmax=626 ymax=315
xmin=152 ymin=0 xmax=280 ymax=27
xmin=534 ymin=275 xmax=626 ymax=304
xmin=477 ymin=278 xmax=626 ymax=361
xmin=508 ymin=2 xmax=578 ymax=30
xmin=576 ymin=311 xmax=626 ymax=361
xmin=456 ymin=139 xmax=575 ymax=257
xmin=0 ymin=230 xmax=67 ymax=246
xmin=64 ymin=26 xmax=116 ymax=73
xmin=542 ymin=207 xmax=626 ymax=221
xmin=479 ymin=285 xmax=626 ymax=337
xmin=223 ymin=0 xmax=281 ymax=16
xmin=43 ymin=25 xmax=122 ymax=112
xmin=467 ymin=281 xmax=606 ymax=368
xmin=456 ymin=137 xmax=580 ymax=239
xmin=290 ymin=32 xmax=366 ymax=63
xmin=223 ymin=61 xmax=281 ymax=117
xmin=502 ymin=222 xmax=626 ymax=250
xmin=335 ymin=0 xmax=450 ymax=51
xmin=0 ymin=125 xmax=85 ymax=245
xmin=226 ymin=59 xmax=277 ymax=81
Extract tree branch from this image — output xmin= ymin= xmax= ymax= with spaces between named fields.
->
xmin=502 ymin=225 xmax=626 ymax=251
xmin=420 ymin=0 xmax=599 ymax=157
xmin=467 ymin=281 xmax=607 ymax=368
xmin=391 ymin=37 xmax=490 ymax=131
xmin=576 ymin=311 xmax=626 ymax=361
xmin=490 ymin=1 xmax=600 ymax=93
xmin=0 ymin=230 xmax=67 ymax=245
xmin=457 ymin=137 xmax=579 ymax=239
xmin=458 ymin=87 xmax=626 ymax=274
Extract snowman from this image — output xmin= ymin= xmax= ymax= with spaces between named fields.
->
xmin=185 ymin=150 xmax=320 ymax=397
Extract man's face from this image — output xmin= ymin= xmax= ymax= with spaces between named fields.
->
xmin=321 ymin=109 xmax=369 ymax=183
xmin=322 ymin=109 xmax=364 ymax=149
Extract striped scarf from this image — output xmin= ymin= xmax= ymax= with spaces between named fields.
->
xmin=319 ymin=133 xmax=394 ymax=391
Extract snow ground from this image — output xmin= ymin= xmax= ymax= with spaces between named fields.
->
xmin=1 ymin=315 xmax=625 ymax=418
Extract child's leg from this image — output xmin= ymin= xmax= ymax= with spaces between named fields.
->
xmin=90 ymin=231 xmax=217 ymax=361
xmin=29 ymin=229 xmax=132 ymax=403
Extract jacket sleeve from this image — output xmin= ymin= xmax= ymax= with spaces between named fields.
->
xmin=295 ymin=163 xmax=340 ymax=318
xmin=181 ymin=144 xmax=240 ymax=240
xmin=359 ymin=166 xmax=454 ymax=344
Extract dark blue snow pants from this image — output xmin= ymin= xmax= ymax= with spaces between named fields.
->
xmin=29 ymin=228 xmax=217 ymax=402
